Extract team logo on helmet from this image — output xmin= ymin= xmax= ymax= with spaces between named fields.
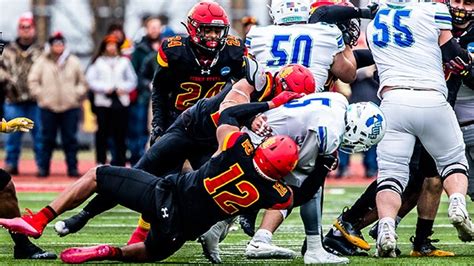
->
xmin=366 ymin=114 xmax=384 ymax=140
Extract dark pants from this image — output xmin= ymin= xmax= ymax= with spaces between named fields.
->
xmin=39 ymin=108 xmax=80 ymax=172
xmin=95 ymin=107 xmax=128 ymax=166
xmin=127 ymin=101 xmax=149 ymax=165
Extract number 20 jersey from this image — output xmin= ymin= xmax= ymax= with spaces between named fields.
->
xmin=245 ymin=23 xmax=345 ymax=92
xmin=366 ymin=3 xmax=452 ymax=97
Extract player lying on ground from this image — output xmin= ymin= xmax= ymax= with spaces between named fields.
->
xmin=0 ymin=91 xmax=303 ymax=263
xmin=0 ymin=117 xmax=56 ymax=260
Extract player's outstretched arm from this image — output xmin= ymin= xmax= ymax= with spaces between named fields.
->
xmin=0 ymin=117 xmax=34 ymax=133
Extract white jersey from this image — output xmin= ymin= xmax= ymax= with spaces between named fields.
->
xmin=243 ymin=92 xmax=347 ymax=187
xmin=366 ymin=2 xmax=452 ymax=98
xmin=245 ymin=23 xmax=345 ymax=92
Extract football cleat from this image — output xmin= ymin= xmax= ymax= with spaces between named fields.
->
xmin=376 ymin=222 xmax=398 ymax=258
xmin=60 ymin=244 xmax=114 ymax=264
xmin=448 ymin=197 xmax=474 ymax=242
xmin=333 ymin=211 xmax=370 ymax=250
xmin=54 ymin=210 xmax=91 ymax=237
xmin=198 ymin=220 xmax=228 ymax=264
xmin=304 ymin=247 xmax=350 ymax=264
xmin=245 ymin=239 xmax=296 ymax=259
xmin=409 ymin=236 xmax=454 ymax=257
xmin=14 ymin=243 xmax=57 ymax=260
xmin=0 ymin=209 xmax=44 ymax=238
xmin=323 ymin=228 xmax=368 ymax=256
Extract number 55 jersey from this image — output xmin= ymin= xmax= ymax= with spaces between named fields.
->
xmin=246 ymin=23 xmax=345 ymax=92
xmin=366 ymin=2 xmax=452 ymax=97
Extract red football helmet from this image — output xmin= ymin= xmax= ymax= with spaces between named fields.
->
xmin=185 ymin=1 xmax=230 ymax=53
xmin=274 ymin=64 xmax=316 ymax=96
xmin=253 ymin=135 xmax=299 ymax=181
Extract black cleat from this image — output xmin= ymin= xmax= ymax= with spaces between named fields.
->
xmin=333 ymin=211 xmax=370 ymax=251
xmin=239 ymin=211 xmax=258 ymax=237
xmin=54 ymin=210 xmax=91 ymax=237
xmin=323 ymin=228 xmax=368 ymax=256
xmin=14 ymin=243 xmax=57 ymax=260
xmin=410 ymin=236 xmax=454 ymax=257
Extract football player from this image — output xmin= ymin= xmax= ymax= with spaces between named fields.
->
xmin=324 ymin=0 xmax=474 ymax=258
xmin=52 ymin=62 xmax=316 ymax=263
xmin=243 ymin=0 xmax=358 ymax=263
xmin=0 ymin=117 xmax=55 ymax=260
xmin=366 ymin=0 xmax=473 ymax=257
xmin=0 ymin=94 xmax=303 ymax=263
xmin=150 ymin=1 xmax=247 ymax=144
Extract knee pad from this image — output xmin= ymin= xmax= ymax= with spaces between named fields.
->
xmin=0 ymin=168 xmax=12 ymax=190
xmin=377 ymin=177 xmax=404 ymax=196
xmin=440 ymin=162 xmax=468 ymax=181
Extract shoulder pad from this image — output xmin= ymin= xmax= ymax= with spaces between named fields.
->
xmin=244 ymin=56 xmax=267 ymax=92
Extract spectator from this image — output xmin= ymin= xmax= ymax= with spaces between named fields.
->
xmin=158 ymin=14 xmax=176 ymax=39
xmin=241 ymin=16 xmax=258 ymax=40
xmin=128 ymin=16 xmax=162 ymax=165
xmin=0 ymin=12 xmax=44 ymax=175
xmin=28 ymin=32 xmax=87 ymax=178
xmin=106 ymin=23 xmax=134 ymax=58
xmin=86 ymin=35 xmax=137 ymax=166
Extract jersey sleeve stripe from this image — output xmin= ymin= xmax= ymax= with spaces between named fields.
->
xmin=157 ymin=48 xmax=168 ymax=67
xmin=336 ymin=36 xmax=344 ymax=49
xmin=245 ymin=38 xmax=251 ymax=48
xmin=318 ymin=126 xmax=327 ymax=153
xmin=434 ymin=15 xmax=452 ymax=22
xmin=222 ymin=131 xmax=244 ymax=151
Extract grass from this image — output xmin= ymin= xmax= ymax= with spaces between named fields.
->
xmin=1 ymin=187 xmax=474 ymax=264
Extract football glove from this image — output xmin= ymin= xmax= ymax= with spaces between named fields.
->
xmin=359 ymin=3 xmax=379 ymax=19
xmin=149 ymin=126 xmax=164 ymax=146
xmin=270 ymin=91 xmax=304 ymax=108
xmin=1 ymin=117 xmax=34 ymax=133
xmin=445 ymin=56 xmax=473 ymax=77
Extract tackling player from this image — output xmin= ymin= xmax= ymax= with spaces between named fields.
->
xmin=0 ymin=93 xmax=302 ymax=263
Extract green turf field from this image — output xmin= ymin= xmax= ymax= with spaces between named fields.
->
xmin=1 ymin=186 xmax=473 ymax=265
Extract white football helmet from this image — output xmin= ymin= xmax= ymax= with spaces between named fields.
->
xmin=376 ymin=0 xmax=433 ymax=4
xmin=269 ymin=0 xmax=311 ymax=25
xmin=340 ymin=102 xmax=386 ymax=154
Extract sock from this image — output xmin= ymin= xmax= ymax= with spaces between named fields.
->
xmin=414 ymin=218 xmax=434 ymax=246
xmin=36 ymin=206 xmax=57 ymax=225
xmin=342 ymin=180 xmax=377 ymax=224
xmin=306 ymin=234 xmax=323 ymax=251
xmin=10 ymin=232 xmax=32 ymax=248
xmin=395 ymin=216 xmax=402 ymax=227
xmin=109 ymin=246 xmax=123 ymax=259
xmin=138 ymin=216 xmax=151 ymax=230
xmin=253 ymin=229 xmax=272 ymax=244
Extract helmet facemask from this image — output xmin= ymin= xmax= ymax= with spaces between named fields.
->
xmin=447 ymin=0 xmax=474 ymax=28
xmin=337 ymin=18 xmax=361 ymax=47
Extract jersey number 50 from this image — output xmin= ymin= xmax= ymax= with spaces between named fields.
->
xmin=267 ymin=35 xmax=313 ymax=67
xmin=372 ymin=9 xmax=414 ymax=48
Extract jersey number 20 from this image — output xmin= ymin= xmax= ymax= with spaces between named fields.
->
xmin=267 ymin=35 xmax=313 ymax=67
xmin=372 ymin=9 xmax=414 ymax=48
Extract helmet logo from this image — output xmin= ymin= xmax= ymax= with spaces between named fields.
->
xmin=211 ymin=19 xmax=225 ymax=24
xmin=260 ymin=137 xmax=277 ymax=149
xmin=278 ymin=65 xmax=294 ymax=78
xmin=366 ymin=114 xmax=384 ymax=140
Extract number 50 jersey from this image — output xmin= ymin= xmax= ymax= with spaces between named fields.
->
xmin=246 ymin=23 xmax=345 ymax=92
xmin=366 ymin=2 xmax=452 ymax=98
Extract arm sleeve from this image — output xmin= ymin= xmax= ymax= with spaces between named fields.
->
xmin=218 ymin=102 xmax=270 ymax=127
xmin=151 ymin=65 xmax=172 ymax=130
xmin=353 ymin=49 xmax=375 ymax=68
xmin=309 ymin=5 xmax=360 ymax=24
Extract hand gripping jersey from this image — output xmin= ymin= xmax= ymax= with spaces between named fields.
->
xmin=366 ymin=2 xmax=452 ymax=97
xmin=152 ymin=35 xmax=246 ymax=129
xmin=245 ymin=23 xmax=345 ymax=92
xmin=171 ymin=132 xmax=293 ymax=239
xmin=244 ymin=92 xmax=348 ymax=187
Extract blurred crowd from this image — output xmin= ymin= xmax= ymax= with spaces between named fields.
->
xmin=0 ymin=9 xmax=374 ymax=179
xmin=0 ymin=11 xmax=259 ymax=178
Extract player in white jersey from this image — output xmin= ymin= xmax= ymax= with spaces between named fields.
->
xmin=243 ymin=92 xmax=385 ymax=264
xmin=242 ymin=0 xmax=357 ymax=263
xmin=245 ymin=1 xmax=357 ymax=92
xmin=367 ymin=0 xmax=474 ymax=257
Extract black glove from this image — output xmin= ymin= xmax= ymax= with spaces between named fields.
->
xmin=319 ymin=152 xmax=339 ymax=171
xmin=149 ymin=126 xmax=164 ymax=146
xmin=445 ymin=56 xmax=473 ymax=77
xmin=359 ymin=3 xmax=379 ymax=19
